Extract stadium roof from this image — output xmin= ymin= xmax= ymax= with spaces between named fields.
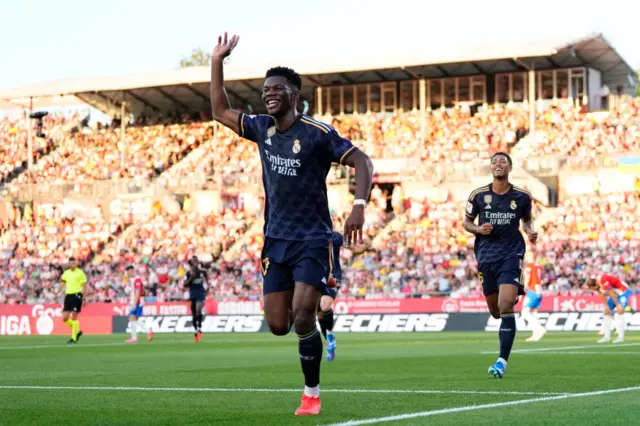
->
xmin=0 ymin=32 xmax=635 ymax=116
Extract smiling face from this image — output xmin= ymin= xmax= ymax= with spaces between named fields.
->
xmin=262 ymin=76 xmax=298 ymax=117
xmin=491 ymin=154 xmax=512 ymax=179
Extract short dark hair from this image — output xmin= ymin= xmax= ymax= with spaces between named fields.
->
xmin=491 ymin=152 xmax=512 ymax=166
xmin=69 ymin=257 xmax=77 ymax=262
xmin=126 ymin=265 xmax=135 ymax=271
xmin=265 ymin=66 xmax=302 ymax=90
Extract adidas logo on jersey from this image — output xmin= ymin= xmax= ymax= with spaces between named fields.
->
xmin=485 ymin=204 xmax=492 ymax=209
xmin=265 ymin=138 xmax=272 ymax=145
xmin=321 ymin=277 xmax=327 ymax=284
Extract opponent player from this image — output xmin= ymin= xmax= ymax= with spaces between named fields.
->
xmin=210 ymin=33 xmax=373 ymax=416
xmin=185 ymin=256 xmax=209 ymax=342
xmin=464 ymin=152 xmax=538 ymax=378
xmin=586 ymin=273 xmax=630 ymax=344
xmin=317 ymin=231 xmax=371 ymax=361
xmin=59 ymin=257 xmax=88 ymax=344
xmin=521 ymin=256 xmax=546 ymax=342
xmin=125 ymin=265 xmax=153 ymax=343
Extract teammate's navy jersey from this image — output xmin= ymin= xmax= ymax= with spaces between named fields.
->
xmin=186 ymin=267 xmax=207 ymax=293
xmin=465 ymin=184 xmax=532 ymax=264
xmin=331 ymin=231 xmax=344 ymax=281
xmin=238 ymin=113 xmax=358 ymax=240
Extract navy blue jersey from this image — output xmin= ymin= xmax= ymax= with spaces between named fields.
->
xmin=238 ymin=113 xmax=357 ymax=240
xmin=331 ymin=232 xmax=344 ymax=281
xmin=465 ymin=184 xmax=532 ymax=264
xmin=186 ymin=267 xmax=208 ymax=293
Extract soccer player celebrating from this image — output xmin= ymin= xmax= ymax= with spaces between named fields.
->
xmin=125 ymin=265 xmax=153 ymax=343
xmin=317 ymin=231 xmax=371 ymax=361
xmin=464 ymin=152 xmax=537 ymax=378
xmin=59 ymin=257 xmax=88 ymax=344
xmin=521 ymin=256 xmax=546 ymax=342
xmin=185 ymin=256 xmax=209 ymax=342
xmin=210 ymin=33 xmax=373 ymax=416
xmin=586 ymin=273 xmax=630 ymax=344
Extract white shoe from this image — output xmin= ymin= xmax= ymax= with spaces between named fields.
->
xmin=525 ymin=334 xmax=537 ymax=342
xmin=597 ymin=337 xmax=611 ymax=344
xmin=612 ymin=337 xmax=624 ymax=344
xmin=598 ymin=330 xmax=605 ymax=336
xmin=530 ymin=329 xmax=546 ymax=342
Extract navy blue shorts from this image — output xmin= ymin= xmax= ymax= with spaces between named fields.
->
xmin=321 ymin=286 xmax=338 ymax=299
xmin=189 ymin=290 xmax=206 ymax=302
xmin=261 ymin=237 xmax=332 ymax=295
xmin=478 ymin=257 xmax=525 ymax=297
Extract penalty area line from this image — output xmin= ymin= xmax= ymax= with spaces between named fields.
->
xmin=0 ymin=385 xmax=569 ymax=396
xmin=321 ymin=385 xmax=640 ymax=426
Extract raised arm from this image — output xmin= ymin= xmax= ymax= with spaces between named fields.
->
xmin=210 ymin=33 xmax=241 ymax=133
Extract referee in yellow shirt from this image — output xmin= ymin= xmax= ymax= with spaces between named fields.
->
xmin=59 ymin=257 xmax=88 ymax=344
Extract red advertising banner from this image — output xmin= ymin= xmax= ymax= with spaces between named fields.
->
xmin=1 ymin=295 xmax=637 ymax=335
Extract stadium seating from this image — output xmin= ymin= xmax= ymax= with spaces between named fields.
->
xmin=1 ymin=98 xmax=640 ymax=303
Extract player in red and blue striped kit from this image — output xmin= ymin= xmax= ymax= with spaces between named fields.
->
xmin=587 ymin=273 xmax=630 ymax=344
xmin=125 ymin=265 xmax=153 ymax=343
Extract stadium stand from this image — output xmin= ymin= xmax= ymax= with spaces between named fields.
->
xmin=0 ymin=33 xmax=638 ymax=304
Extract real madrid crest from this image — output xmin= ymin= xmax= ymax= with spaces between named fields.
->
xmin=267 ymin=126 xmax=276 ymax=138
xmin=292 ymin=139 xmax=301 ymax=154
xmin=510 ymin=200 xmax=517 ymax=210
xmin=483 ymin=194 xmax=492 ymax=204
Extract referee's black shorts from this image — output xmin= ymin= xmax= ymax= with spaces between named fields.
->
xmin=63 ymin=293 xmax=83 ymax=313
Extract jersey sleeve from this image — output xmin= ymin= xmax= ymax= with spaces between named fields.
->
xmin=237 ymin=113 xmax=268 ymax=143
xmin=61 ymin=270 xmax=68 ymax=282
xmin=323 ymin=130 xmax=358 ymax=165
xmin=79 ymin=271 xmax=87 ymax=285
xmin=522 ymin=192 xmax=533 ymax=218
xmin=600 ymin=275 xmax=613 ymax=291
xmin=134 ymin=278 xmax=143 ymax=292
xmin=465 ymin=192 xmax=478 ymax=219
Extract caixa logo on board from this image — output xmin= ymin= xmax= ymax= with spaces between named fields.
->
xmin=486 ymin=312 xmax=640 ymax=332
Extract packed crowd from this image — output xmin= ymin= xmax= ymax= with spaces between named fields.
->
xmin=516 ymin=99 xmax=640 ymax=167
xmin=5 ymin=122 xmax=213 ymax=193
xmin=0 ymin=113 xmax=75 ymax=185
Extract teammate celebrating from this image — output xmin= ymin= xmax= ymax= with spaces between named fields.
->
xmin=317 ymin=231 xmax=371 ymax=362
xmin=521 ymin=257 xmax=546 ymax=342
xmin=586 ymin=273 xmax=630 ymax=344
xmin=464 ymin=152 xmax=537 ymax=378
xmin=125 ymin=265 xmax=153 ymax=343
xmin=59 ymin=257 xmax=88 ymax=344
xmin=210 ymin=33 xmax=373 ymax=416
xmin=185 ymin=256 xmax=209 ymax=342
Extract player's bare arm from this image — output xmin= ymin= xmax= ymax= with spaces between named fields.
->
xmin=342 ymin=150 xmax=373 ymax=246
xmin=464 ymin=216 xmax=492 ymax=235
xmin=607 ymin=290 xmax=624 ymax=313
xmin=82 ymin=278 xmax=89 ymax=306
xmin=210 ymin=32 xmax=241 ymax=133
xmin=522 ymin=208 xmax=538 ymax=244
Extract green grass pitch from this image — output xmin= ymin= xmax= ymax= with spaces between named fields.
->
xmin=0 ymin=332 xmax=638 ymax=425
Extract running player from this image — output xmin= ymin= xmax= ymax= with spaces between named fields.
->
xmin=185 ymin=256 xmax=209 ymax=342
xmin=125 ymin=265 xmax=153 ymax=343
xmin=521 ymin=256 xmax=546 ymax=342
xmin=210 ymin=33 xmax=373 ymax=416
xmin=586 ymin=273 xmax=630 ymax=344
xmin=464 ymin=152 xmax=538 ymax=378
xmin=317 ymin=231 xmax=371 ymax=361
xmin=59 ymin=257 xmax=87 ymax=344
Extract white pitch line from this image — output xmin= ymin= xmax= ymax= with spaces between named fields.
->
xmin=321 ymin=385 xmax=640 ymax=426
xmin=0 ymin=385 xmax=568 ymax=396
xmin=520 ymin=351 xmax=640 ymax=355
xmin=481 ymin=342 xmax=640 ymax=354
xmin=0 ymin=337 xmax=280 ymax=351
